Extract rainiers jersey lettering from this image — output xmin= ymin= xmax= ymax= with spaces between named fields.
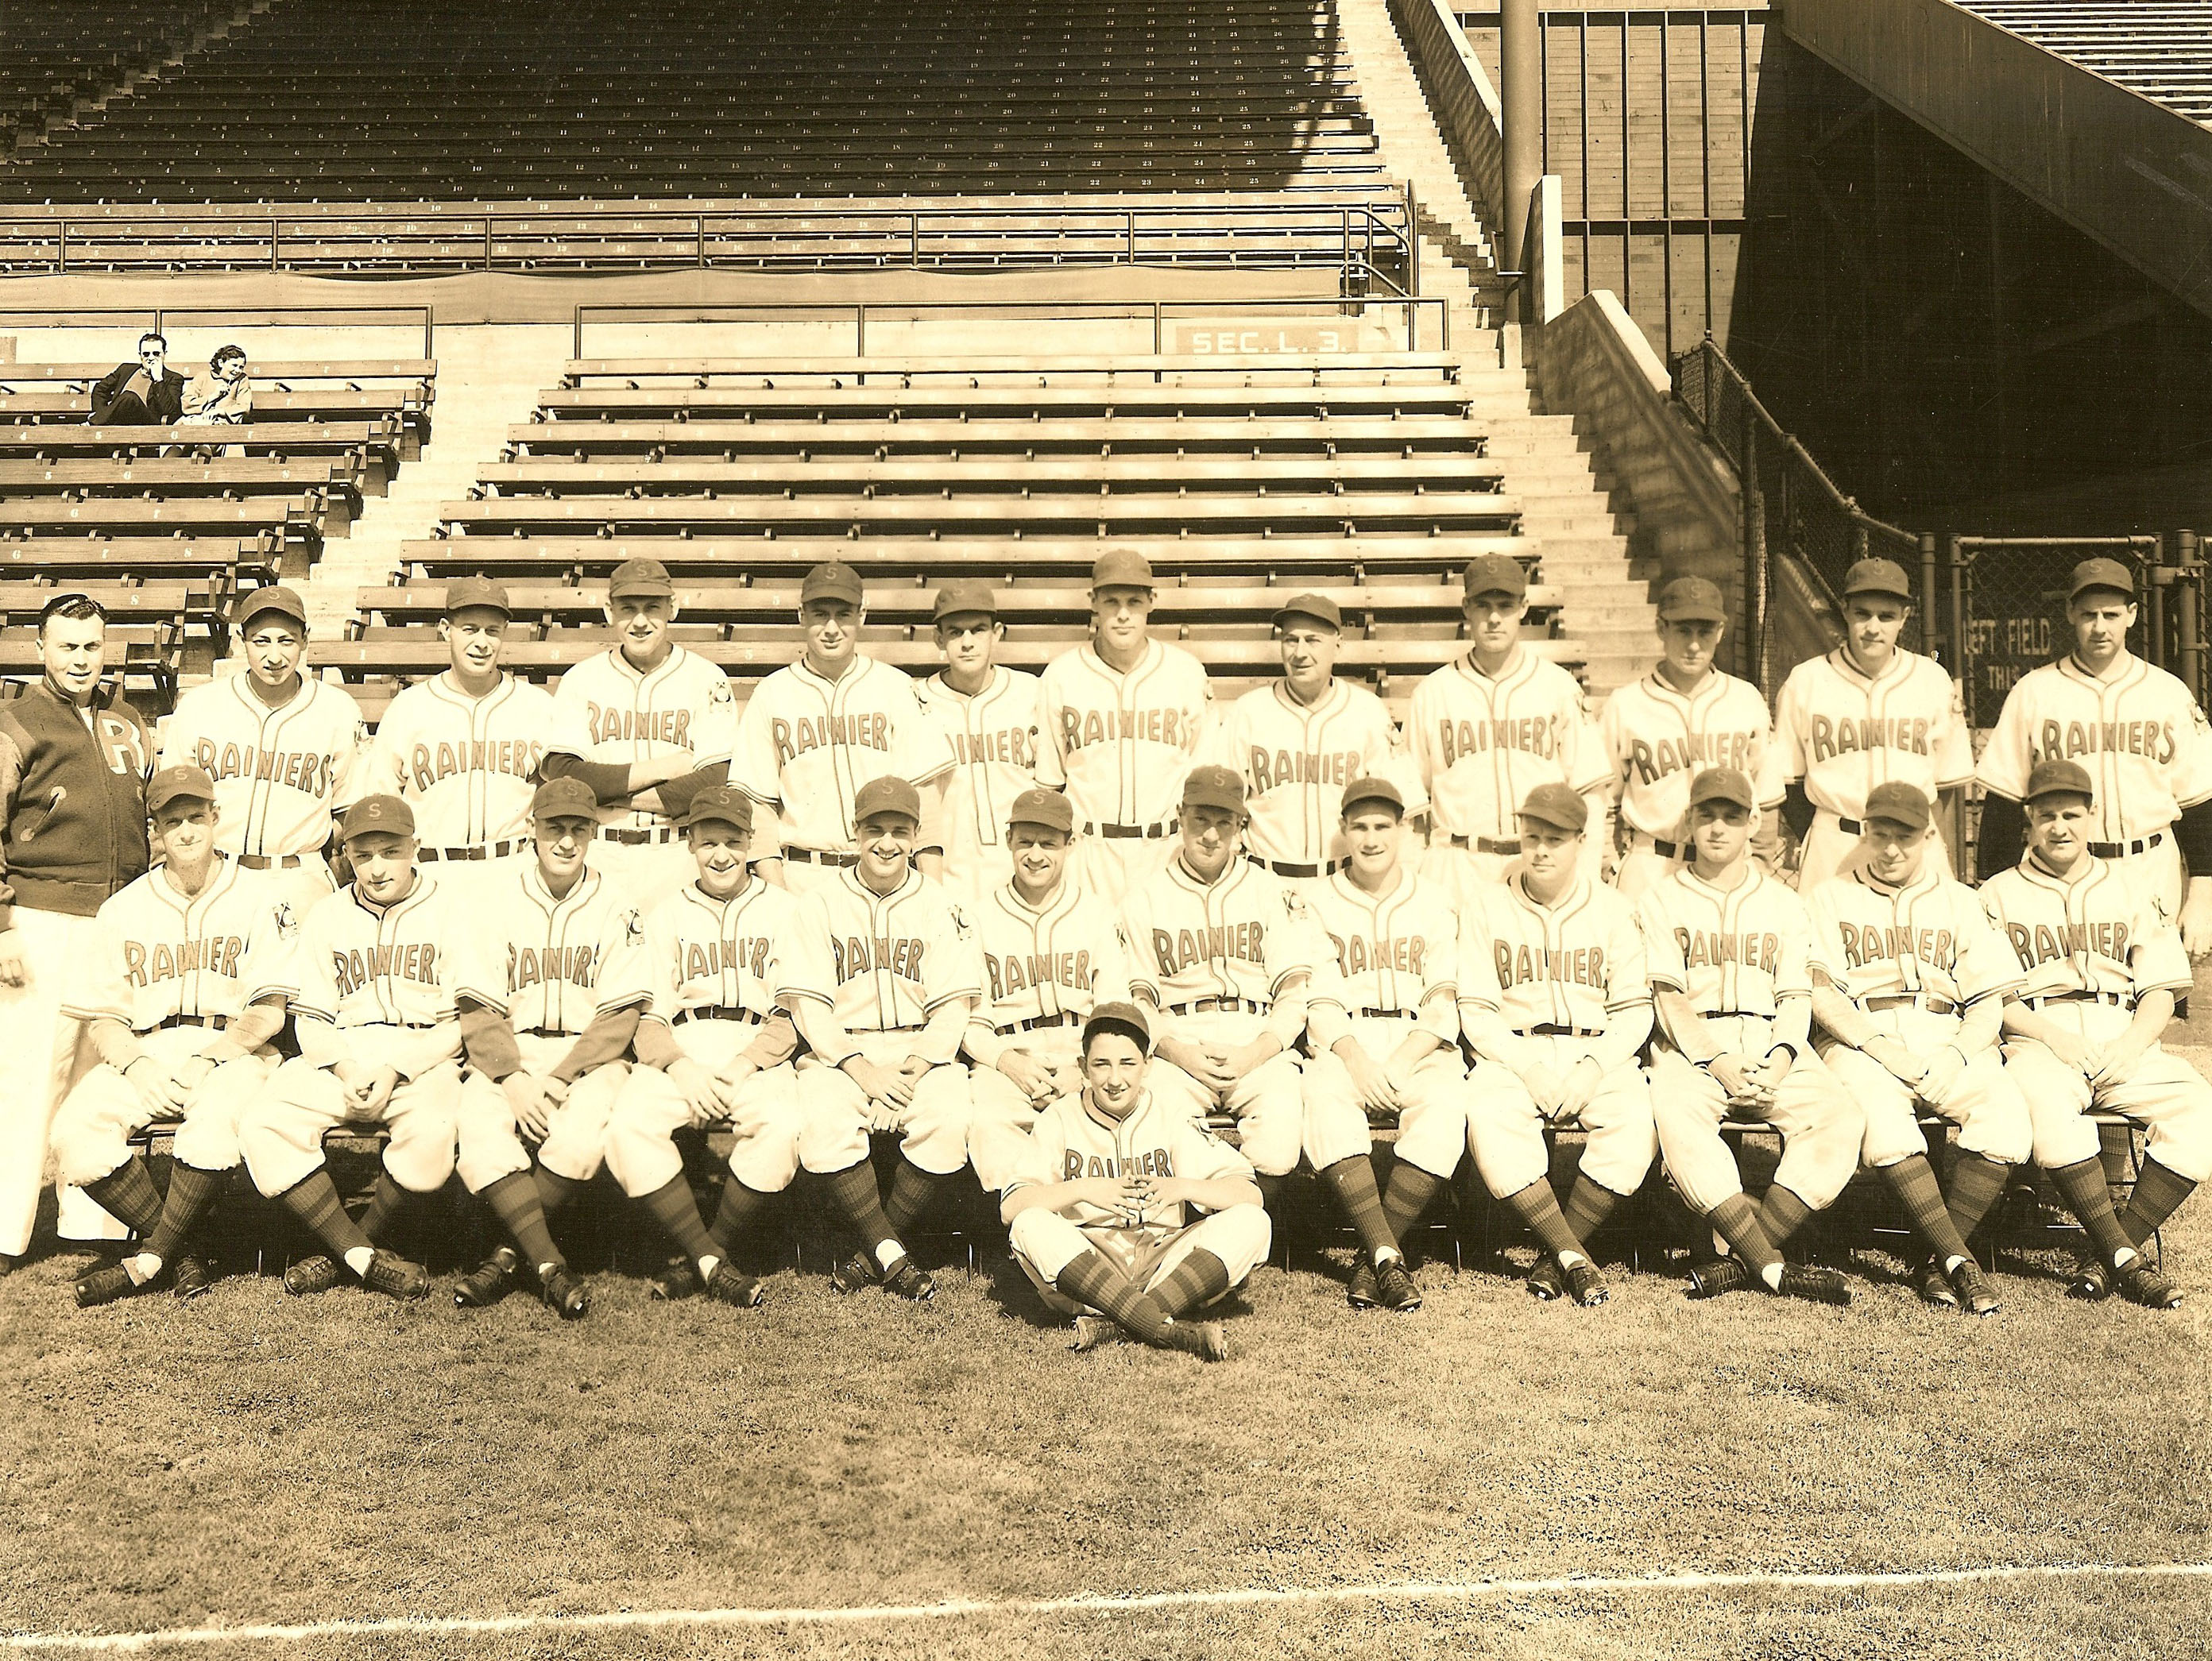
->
xmin=969 ymin=879 xmax=1129 ymax=1033
xmin=1301 ymin=868 xmax=1457 ymax=1033
xmin=1978 ymin=855 xmax=2191 ymax=1002
xmin=1762 ymin=647 xmax=1971 ymax=818
xmin=546 ymin=643 xmax=738 ymax=832
xmin=1003 ymin=1087 xmax=1254 ymax=1238
xmin=271 ymin=874 xmax=458 ymax=1030
xmin=366 ymin=673 xmax=555 ymax=850
xmin=915 ymin=666 xmax=1045 ymax=871
xmin=1035 ymin=640 xmax=1212 ymax=831
xmin=1805 ymin=867 xmax=2020 ymax=1007
xmin=1216 ymin=680 xmax=1426 ymax=864
xmin=642 ymin=879 xmax=799 ymax=1024
xmin=1636 ymin=865 xmax=1813 ymax=1020
xmin=731 ymin=655 xmax=953 ymax=856
xmin=1458 ymin=874 xmax=1649 ymax=1033
xmin=775 ymin=867 xmax=982 ymax=1033
xmin=1118 ymin=858 xmax=1314 ymax=1009
xmin=1600 ymin=671 xmax=1774 ymax=838
xmin=1976 ymin=655 xmax=2212 ymax=840
xmin=453 ymin=863 xmax=653 ymax=1037
xmin=1408 ymin=651 xmax=1605 ymax=842
xmin=160 ymin=674 xmax=366 ymax=859
xmin=60 ymin=858 xmax=297 ymax=1032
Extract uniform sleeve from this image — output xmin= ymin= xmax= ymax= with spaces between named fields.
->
xmin=1773 ymin=888 xmax=1815 ymax=999
xmin=728 ymin=690 xmax=785 ymax=808
xmin=922 ymin=896 xmax=984 ymax=1014
xmin=1118 ymin=887 xmax=1162 ymax=1006
xmin=1597 ymin=688 xmax=1633 ymax=791
xmin=1087 ymin=903 xmax=1134 ymax=1010
xmin=895 ymin=679 xmax=957 ymax=788
xmin=691 ymin=666 xmax=740 ymax=770
xmin=593 ymin=901 xmax=655 ymax=1017
xmin=1453 ymin=893 xmax=1503 ymax=1014
xmin=543 ymin=667 xmax=598 ymax=761
xmin=1604 ymin=899 xmax=1652 ymax=1018
xmin=641 ymin=906 xmax=685 ymax=1023
xmin=1637 ymin=890 xmax=1688 ymax=992
xmin=1416 ymin=906 xmax=1460 ymax=1041
xmin=237 ymin=886 xmax=304 ymax=1014
xmin=1032 ymin=664 xmax=1069 ymax=792
xmin=448 ymin=916 xmax=510 ymax=1014
xmin=327 ymin=690 xmax=370 ymax=817
xmin=1362 ymin=697 xmax=1429 ymax=818
xmin=1953 ymin=894 xmax=2024 ymax=1006
xmin=1934 ymin=669 xmax=1974 ymax=789
xmin=2169 ymin=690 xmax=2212 ymax=810
xmin=283 ymin=903 xmax=342 ymax=1027
xmin=1801 ymin=883 xmax=1854 ymax=997
xmin=1182 ymin=659 xmax=1216 ymax=759
xmin=1263 ymin=882 xmax=1316 ymax=997
xmin=772 ymin=893 xmax=837 ymax=1008
xmin=1406 ymin=676 xmax=1443 ymax=795
xmin=999 ymin=1101 xmax=1071 ymax=1197
xmin=2129 ymin=890 xmax=2194 ymax=999
xmin=1765 ymin=666 xmax=1809 ymax=794
xmin=1558 ymin=676 xmax=1610 ymax=795
xmin=1167 ymin=1111 xmax=1257 ymax=1188
xmin=362 ymin=705 xmax=412 ymax=799
xmin=59 ymin=913 xmax=133 ymax=1025
xmin=1974 ymin=681 xmax=2034 ymax=800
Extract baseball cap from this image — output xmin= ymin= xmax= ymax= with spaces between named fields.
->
xmin=1271 ymin=593 xmax=1343 ymax=632
xmin=443 ymin=575 xmax=512 ymax=617
xmin=932 ymin=580 xmax=996 ymax=624
xmin=1517 ymin=782 xmax=1588 ymax=834
xmin=1462 ymin=553 xmax=1528 ymax=602
xmin=1091 ymin=548 xmax=1154 ymax=591
xmin=801 ymin=561 xmax=865 ymax=608
xmin=1687 ymin=767 xmax=1757 ymax=812
xmin=237 ymin=584 xmax=307 ymax=632
xmin=1340 ymin=775 xmax=1404 ymax=818
xmin=146 ymin=763 xmax=217 ymax=814
xmin=679 ymin=784 xmax=754 ymax=832
xmin=1006 ymin=787 xmax=1075 ymax=835
xmin=1863 ymin=781 xmax=1932 ymax=832
xmin=1842 ymin=558 xmax=1913 ymax=602
xmin=853 ymin=775 xmax=922 ymax=825
xmin=339 ymin=794 xmax=415 ymax=842
xmin=1180 ymin=764 xmax=1247 ymax=815
xmin=1657 ymin=576 xmax=1727 ymax=624
xmin=2070 ymin=557 xmax=2136 ymax=601
xmin=528 ymin=776 xmax=601 ymax=821
xmin=606 ymin=557 xmax=673 ymax=600
xmin=1082 ymin=999 xmax=1154 ymax=1056
xmin=2024 ymin=759 xmax=2095 ymax=804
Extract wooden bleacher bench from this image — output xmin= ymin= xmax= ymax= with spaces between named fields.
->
xmin=0 ymin=496 xmax=330 ymax=559
xmin=0 ymin=577 xmax=215 ymax=626
xmin=0 ymin=457 xmax=362 ymax=528
xmin=0 ymin=419 xmax=407 ymax=491
xmin=535 ymin=384 xmax=1491 ymax=423
xmin=0 ymin=391 xmax=432 ymax=455
xmin=559 ymin=354 xmax=1468 ymax=388
xmin=504 ymin=417 xmax=1491 ymax=462
xmin=0 ymin=360 xmax=436 ymax=391
xmin=0 ymin=535 xmax=279 ymax=586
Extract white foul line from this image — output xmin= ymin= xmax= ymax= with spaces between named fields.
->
xmin=6 ymin=1562 xmax=2208 ymax=1653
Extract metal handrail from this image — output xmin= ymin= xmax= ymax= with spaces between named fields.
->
xmin=0 ymin=303 xmax=435 ymax=358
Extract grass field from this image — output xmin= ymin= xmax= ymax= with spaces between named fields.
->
xmin=3 ymin=1073 xmax=2206 ymax=1658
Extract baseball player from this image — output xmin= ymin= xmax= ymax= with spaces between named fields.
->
xmin=1982 ymin=759 xmax=2207 ymax=1308
xmin=56 ymin=767 xmax=293 ymax=1307
xmin=1000 ymin=1001 xmax=1268 ymax=1360
xmin=449 ymin=777 xmax=653 ymax=1320
xmin=364 ymin=576 xmax=552 ymax=880
xmin=1804 ymin=782 xmax=2027 ymax=1316
xmin=1 ymin=593 xmax=153 ymax=1269
xmin=1216 ymin=593 xmax=1425 ymax=883
xmin=159 ymin=584 xmax=365 ymax=915
xmin=1640 ymin=767 xmax=1858 ymax=1304
xmin=1409 ymin=553 xmax=1608 ymax=908
xmin=914 ymin=581 xmax=1044 ymax=910
xmin=730 ymin=561 xmax=953 ymax=895
xmin=1035 ymin=549 xmax=1213 ymax=904
xmin=777 ymin=775 xmax=982 ymax=1302
xmin=1975 ymin=557 xmax=2212 ymax=951
xmin=963 ymin=787 xmax=1131 ymax=1193
xmin=603 ymin=784 xmax=802 ymax=1308
xmin=543 ymin=555 xmax=738 ymax=907
xmin=1599 ymin=576 xmax=1778 ymax=897
xmin=235 ymin=794 xmax=457 ymax=1300
xmin=1763 ymin=558 xmax=1971 ymax=891
xmin=1120 ymin=764 xmax=1314 ymax=1193
xmin=1458 ymin=784 xmax=1657 ymax=1307
xmin=1298 ymin=776 xmax=1463 ymax=1313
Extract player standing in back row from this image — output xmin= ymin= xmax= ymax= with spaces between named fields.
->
xmin=1036 ymin=550 xmax=1212 ymax=904
xmin=1974 ymin=557 xmax=2212 ymax=952
xmin=1763 ymin=558 xmax=1972 ymax=890
xmin=914 ymin=581 xmax=1042 ymax=910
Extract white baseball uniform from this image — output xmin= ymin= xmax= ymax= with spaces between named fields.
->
xmin=775 ymin=867 xmax=981 ymax=1176
xmin=962 ymin=877 xmax=1131 ymax=1191
xmin=1639 ymin=865 xmax=1863 ymax=1215
xmin=1804 ymin=867 xmax=2030 ymax=1169
xmin=51 ymin=858 xmax=294 ymax=1186
xmin=452 ymin=861 xmax=654 ymax=1193
xmin=605 ymin=877 xmax=806 ymax=1199
xmin=1981 ymin=854 xmax=2212 ymax=1183
xmin=915 ymin=665 xmax=1044 ymax=909
xmin=1599 ymin=669 xmax=1774 ymax=897
xmin=732 ymin=654 xmax=954 ymax=894
xmin=237 ymin=871 xmax=462 ymax=1200
xmin=546 ymin=643 xmax=739 ymax=906
xmin=1975 ymin=653 xmax=2212 ymax=913
xmin=1764 ymin=647 xmax=1972 ymax=890
xmin=160 ymin=673 xmax=365 ymax=912
xmin=365 ymin=671 xmax=553 ymax=869
xmin=1001 ymin=1085 xmax=1273 ymax=1315
xmin=1120 ymin=856 xmax=1313 ymax=1177
xmin=1216 ymin=679 xmax=1426 ymax=879
xmin=1301 ymin=867 xmax=1468 ymax=1178
xmin=1035 ymin=639 xmax=1212 ymax=904
xmin=1458 ymin=871 xmax=1657 ymax=1201
xmin=1408 ymin=648 xmax=1608 ymax=901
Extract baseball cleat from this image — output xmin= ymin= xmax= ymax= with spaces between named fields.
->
xmin=283 ymin=1253 xmax=344 ymax=1296
xmin=1947 ymin=1258 xmax=2001 ymax=1317
xmin=1375 ymin=1257 xmax=1423 ymax=1311
xmin=2115 ymin=1260 xmax=2183 ymax=1310
xmin=1916 ymin=1261 xmax=1960 ymax=1308
xmin=1069 ymin=1315 xmax=1121 ymax=1352
xmin=1562 ymin=1259 xmax=1610 ymax=1308
xmin=828 ymin=1250 xmax=880 ymax=1294
xmin=74 ymin=1262 xmax=140 ymax=1308
xmin=2068 ymin=1253 xmax=2113 ymax=1301
xmin=1525 ymin=1257 xmax=1566 ymax=1301
xmin=361 ymin=1250 xmax=431 ymax=1302
xmin=172 ymin=1253 xmax=212 ymax=1302
xmin=702 ymin=1262 xmax=765 ymax=1308
xmin=880 ymin=1255 xmax=936 ymax=1302
xmin=454 ymin=1246 xmax=521 ymax=1309
xmin=1686 ymin=1256 xmax=1750 ymax=1299
xmin=1776 ymin=1265 xmax=1852 ymax=1307
xmin=1346 ymin=1260 xmax=1380 ymax=1308
xmin=541 ymin=1266 xmax=591 ymax=1320
xmin=1164 ymin=1318 xmax=1229 ymax=1362
xmin=649 ymin=1257 xmax=703 ymax=1301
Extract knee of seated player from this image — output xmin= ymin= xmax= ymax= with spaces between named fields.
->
xmin=170 ymin=1107 xmax=246 ymax=1173
xmin=1468 ymin=1113 xmax=1548 ymax=1199
xmin=1007 ymin=1204 xmax=1089 ymax=1279
xmin=1301 ymin=1092 xmax=1371 ymax=1173
xmin=1144 ymin=1060 xmax=1215 ymax=1115
xmin=1234 ymin=1095 xmax=1303 ymax=1178
xmin=1949 ymin=1065 xmax=2033 ymax=1165
xmin=1164 ymin=1204 xmax=1271 ymax=1292
xmin=1855 ymin=1080 xmax=1932 ymax=1169
xmin=2140 ymin=1085 xmax=2212 ymax=1184
xmin=727 ymin=1129 xmax=802 ymax=1195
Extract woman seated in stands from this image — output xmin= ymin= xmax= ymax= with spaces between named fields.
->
xmin=180 ymin=344 xmax=253 ymax=426
xmin=90 ymin=332 xmax=186 ymax=425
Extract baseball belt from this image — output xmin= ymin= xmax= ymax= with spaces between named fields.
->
xmin=153 ymin=1013 xmax=229 ymax=1032
xmin=671 ymin=1006 xmax=764 ymax=1026
xmin=2024 ymin=990 xmax=2132 ymax=1009
xmin=518 ymin=1026 xmax=581 ymax=1040
xmin=1863 ymin=993 xmax=1959 ymax=1014
xmin=1831 ymin=814 xmax=1866 ymax=836
xmin=2088 ymin=832 xmax=2165 ymax=857
xmin=995 ymin=1010 xmax=1084 ymax=1034
xmin=1354 ymin=1006 xmax=1418 ymax=1020
xmin=1630 ymin=832 xmax=1684 ymax=859
xmin=601 ymin=825 xmax=680 ymax=846
xmin=1248 ymin=854 xmax=1344 ymax=879
xmin=780 ymin=847 xmax=858 ymax=867
xmin=420 ymin=839 xmax=524 ymax=863
xmin=1446 ymin=834 xmax=1521 ymax=855
xmin=1169 ymin=996 xmax=1266 ymax=1016
xmin=1086 ymin=820 xmax=1176 ymax=840
xmin=235 ymin=852 xmax=307 ymax=871
xmin=1523 ymin=1022 xmax=1604 ymax=1037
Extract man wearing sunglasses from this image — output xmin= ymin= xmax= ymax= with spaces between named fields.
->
xmin=89 ymin=332 xmax=188 ymax=427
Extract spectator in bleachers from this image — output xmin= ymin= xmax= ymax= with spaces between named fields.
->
xmin=89 ymin=333 xmax=187 ymax=426
xmin=180 ymin=344 xmax=253 ymax=427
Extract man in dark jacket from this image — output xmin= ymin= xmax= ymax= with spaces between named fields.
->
xmin=0 ymin=595 xmax=153 ymax=1269
xmin=90 ymin=333 xmax=187 ymax=425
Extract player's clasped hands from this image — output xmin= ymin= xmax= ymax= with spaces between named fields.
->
xmin=1867 ymin=1034 xmax=1929 ymax=1089
xmin=2090 ymin=1036 xmax=2149 ymax=1091
xmin=667 ymin=1057 xmax=732 ymax=1119
xmin=341 ymin=1063 xmax=400 ymax=1122
xmin=1913 ymin=1044 xmax=1966 ymax=1107
xmin=1708 ymin=1052 xmax=1773 ymax=1110
xmin=1343 ymin=1049 xmax=1401 ymax=1121
xmin=996 ymin=1048 xmax=1059 ymax=1106
xmin=502 ymin=1072 xmax=560 ymax=1138
xmin=122 ymin=1053 xmax=191 ymax=1114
